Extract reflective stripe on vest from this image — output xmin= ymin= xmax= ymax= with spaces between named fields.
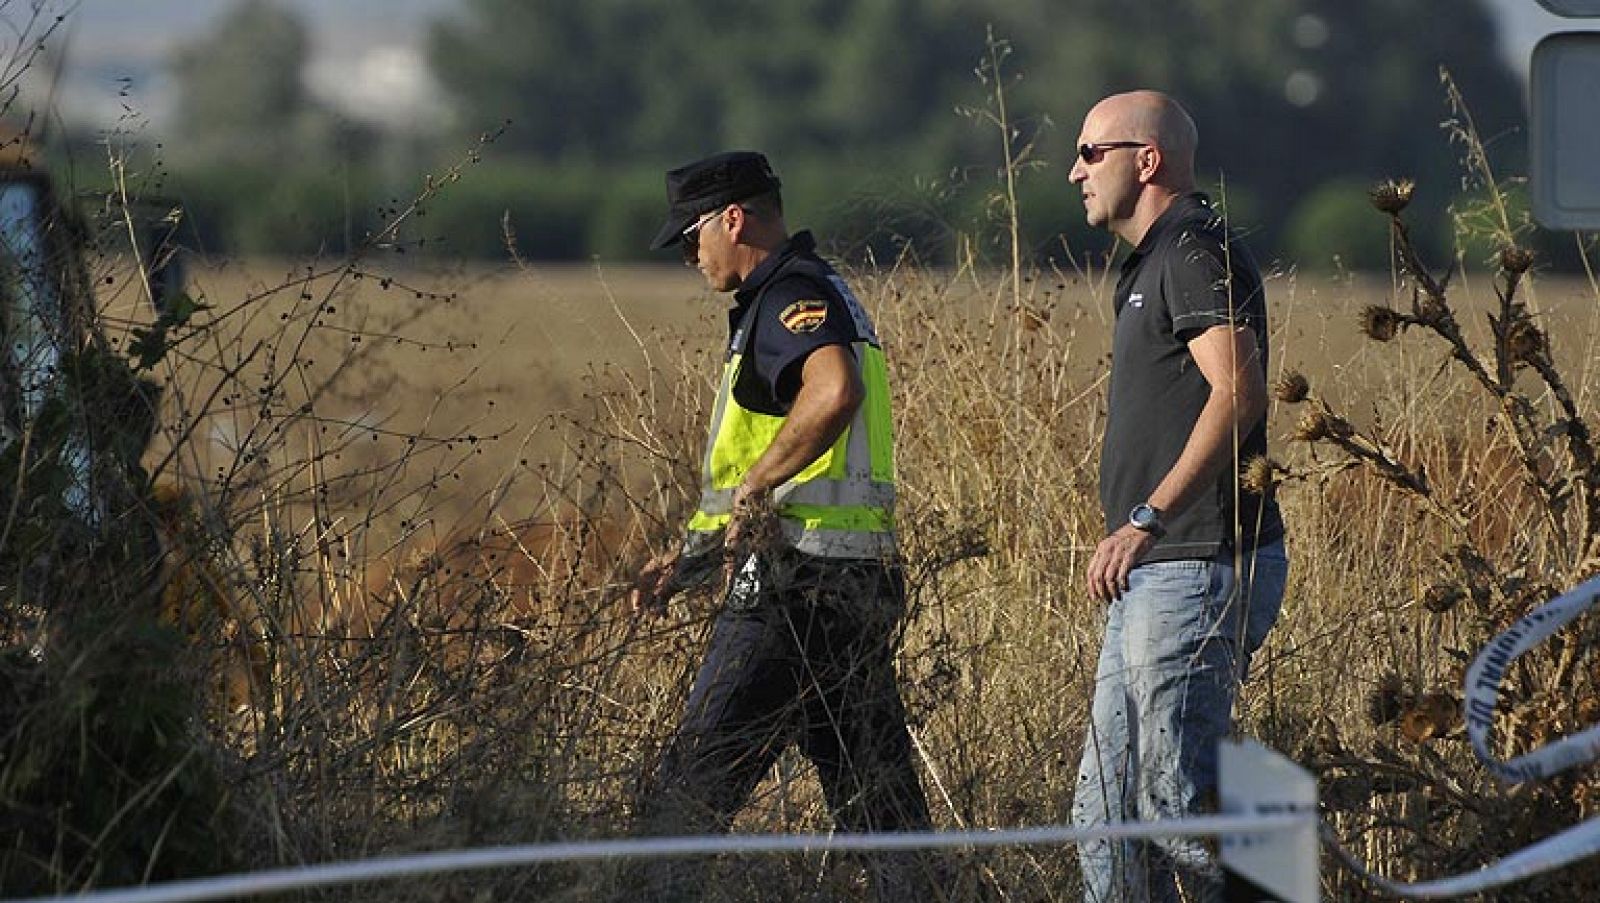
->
xmin=687 ymin=339 xmax=896 ymax=559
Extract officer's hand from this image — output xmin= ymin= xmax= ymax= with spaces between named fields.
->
xmin=723 ymin=485 xmax=778 ymax=580
xmin=1086 ymin=525 xmax=1156 ymax=603
xmin=720 ymin=485 xmax=777 ymax=595
xmin=725 ymin=485 xmax=773 ymax=550
xmin=631 ymin=550 xmax=680 ymax=618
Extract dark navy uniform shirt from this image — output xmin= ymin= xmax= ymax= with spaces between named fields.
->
xmin=726 ymin=230 xmax=872 ymax=415
xmin=1100 ymin=193 xmax=1285 ymax=561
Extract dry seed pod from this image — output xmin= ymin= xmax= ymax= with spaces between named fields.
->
xmin=1360 ymin=305 xmax=1403 ymax=342
xmin=1241 ymin=456 xmax=1280 ymax=496
xmin=1367 ymin=672 xmax=1406 ymax=726
xmin=1291 ymin=406 xmax=1352 ymax=442
xmin=1273 ymin=371 xmax=1310 ymax=404
xmin=1370 ymin=178 xmax=1415 ymax=215
xmin=1292 ymin=408 xmax=1332 ymax=442
xmin=1398 ymin=692 xmax=1457 ymax=744
xmin=1499 ymin=245 xmax=1535 ymax=275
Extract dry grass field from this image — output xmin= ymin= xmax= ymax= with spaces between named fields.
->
xmin=71 ymin=235 xmax=1600 ymax=900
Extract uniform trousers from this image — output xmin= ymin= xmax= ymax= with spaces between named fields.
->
xmin=637 ymin=548 xmax=933 ymax=900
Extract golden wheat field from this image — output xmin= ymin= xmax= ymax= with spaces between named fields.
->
xmin=79 ymin=245 xmax=1600 ymax=900
xmin=117 ymin=256 xmax=1599 ymax=530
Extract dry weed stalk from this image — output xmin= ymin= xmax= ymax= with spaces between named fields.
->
xmin=1280 ymin=159 xmax=1600 ymax=894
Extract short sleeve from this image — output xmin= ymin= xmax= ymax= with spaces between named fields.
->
xmin=746 ymin=275 xmax=860 ymax=408
xmin=1164 ymin=227 xmax=1265 ymax=343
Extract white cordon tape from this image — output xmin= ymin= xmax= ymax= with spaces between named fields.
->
xmin=13 ymin=578 xmax=1600 ymax=903
xmin=1330 ymin=818 xmax=1600 ymax=899
xmin=1463 ymin=573 xmax=1600 ymax=783
xmin=0 ymin=815 xmax=1308 ymax=903
xmin=1333 ymin=573 xmax=1600 ymax=898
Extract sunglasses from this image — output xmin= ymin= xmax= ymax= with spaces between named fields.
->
xmin=1077 ymin=141 xmax=1148 ymax=164
xmin=680 ymin=206 xmax=727 ymax=264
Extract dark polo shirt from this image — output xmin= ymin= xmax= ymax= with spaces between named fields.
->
xmin=1100 ymin=193 xmax=1285 ymax=561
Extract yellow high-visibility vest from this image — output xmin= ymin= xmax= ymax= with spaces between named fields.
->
xmin=686 ymin=264 xmax=896 ymax=560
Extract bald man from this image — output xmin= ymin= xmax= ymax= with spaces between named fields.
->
xmin=1066 ymin=91 xmax=1289 ymax=902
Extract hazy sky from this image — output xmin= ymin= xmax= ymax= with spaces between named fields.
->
xmin=48 ymin=0 xmax=459 ymax=130
xmin=31 ymin=0 xmax=1583 ymax=133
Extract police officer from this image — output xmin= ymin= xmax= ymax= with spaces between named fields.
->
xmin=632 ymin=151 xmax=933 ymax=899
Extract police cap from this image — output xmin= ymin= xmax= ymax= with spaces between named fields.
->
xmin=650 ymin=151 xmax=782 ymax=250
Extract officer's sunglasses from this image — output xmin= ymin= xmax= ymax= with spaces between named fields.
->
xmin=680 ymin=206 xmax=728 ymax=264
xmin=1077 ymin=141 xmax=1148 ymax=164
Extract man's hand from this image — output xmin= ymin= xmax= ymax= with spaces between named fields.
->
xmin=723 ymin=484 xmax=779 ymax=590
xmin=631 ymin=550 xmax=681 ymax=617
xmin=726 ymin=484 xmax=777 ymax=550
xmin=1086 ymin=524 xmax=1157 ymax=603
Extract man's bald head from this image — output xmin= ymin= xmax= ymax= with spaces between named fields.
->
xmin=1085 ymin=91 xmax=1198 ymax=189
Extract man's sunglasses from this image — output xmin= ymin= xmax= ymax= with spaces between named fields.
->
xmin=680 ymin=206 xmax=727 ymax=264
xmin=1077 ymin=141 xmax=1148 ymax=164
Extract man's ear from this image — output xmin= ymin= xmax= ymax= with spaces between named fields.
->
xmin=1137 ymin=146 xmax=1163 ymax=185
xmin=724 ymin=204 xmax=748 ymax=243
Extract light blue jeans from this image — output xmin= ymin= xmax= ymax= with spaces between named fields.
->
xmin=1072 ymin=540 xmax=1289 ymax=903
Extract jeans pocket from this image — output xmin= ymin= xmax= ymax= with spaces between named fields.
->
xmin=1240 ymin=542 xmax=1289 ymax=654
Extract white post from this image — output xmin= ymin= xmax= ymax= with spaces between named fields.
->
xmin=1218 ymin=738 xmax=1319 ymax=902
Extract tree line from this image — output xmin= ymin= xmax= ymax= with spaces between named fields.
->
xmin=82 ymin=0 xmax=1546 ymax=270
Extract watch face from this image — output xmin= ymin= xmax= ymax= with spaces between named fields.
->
xmin=1130 ymin=504 xmax=1159 ymax=530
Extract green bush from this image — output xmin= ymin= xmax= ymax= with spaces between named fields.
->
xmin=779 ymin=162 xmax=960 ymax=265
xmin=1284 ymin=179 xmax=1397 ymax=272
xmin=1 ymin=344 xmax=238 ymax=892
xmin=419 ymin=161 xmax=594 ymax=260
xmin=171 ymin=165 xmax=380 ymax=256
xmin=588 ymin=168 xmax=669 ymax=263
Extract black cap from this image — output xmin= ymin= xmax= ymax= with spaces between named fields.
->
xmin=649 ymin=151 xmax=781 ymax=250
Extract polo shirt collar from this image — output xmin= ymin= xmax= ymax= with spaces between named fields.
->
xmin=1132 ymin=191 xmax=1211 ymax=255
xmin=734 ymin=230 xmax=817 ymax=307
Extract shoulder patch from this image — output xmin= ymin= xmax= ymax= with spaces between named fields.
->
xmin=778 ymin=299 xmax=828 ymax=334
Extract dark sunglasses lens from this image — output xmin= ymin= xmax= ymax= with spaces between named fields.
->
xmin=1078 ymin=144 xmax=1097 ymax=163
xmin=681 ymin=230 xmax=699 ymax=264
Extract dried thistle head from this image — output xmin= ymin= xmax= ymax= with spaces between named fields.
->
xmin=1422 ymin=582 xmax=1467 ymax=613
xmin=1241 ymin=456 xmax=1281 ymax=496
xmin=1291 ymin=406 xmax=1352 ymax=443
xmin=1398 ymin=712 xmax=1435 ymax=744
xmin=1359 ymin=305 xmax=1403 ymax=342
xmin=1399 ymin=692 xmax=1457 ymax=744
xmin=1273 ymin=372 xmax=1310 ymax=404
xmin=1504 ymin=319 xmax=1546 ymax=365
xmin=1292 ymin=409 xmax=1330 ymax=442
xmin=1499 ymin=245 xmax=1535 ymax=275
xmin=1367 ymin=672 xmax=1406 ymax=726
xmin=1370 ymin=178 xmax=1415 ymax=215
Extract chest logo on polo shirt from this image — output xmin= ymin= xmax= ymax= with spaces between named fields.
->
xmin=1129 ymin=292 xmax=1145 ymax=308
xmin=778 ymin=299 xmax=829 ymax=333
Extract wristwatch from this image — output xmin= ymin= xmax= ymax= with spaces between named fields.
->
xmin=1128 ymin=503 xmax=1166 ymax=537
